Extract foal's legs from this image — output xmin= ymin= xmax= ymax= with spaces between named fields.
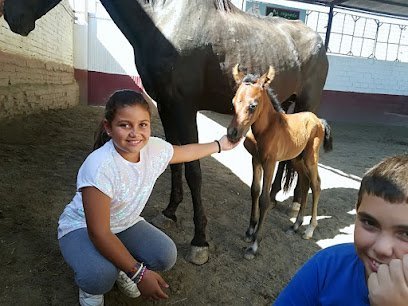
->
xmin=244 ymin=160 xmax=276 ymax=260
xmin=302 ymin=160 xmax=321 ymax=239
xmin=302 ymin=141 xmax=322 ymax=239
xmin=245 ymin=156 xmax=262 ymax=242
xmin=288 ymin=161 xmax=310 ymax=234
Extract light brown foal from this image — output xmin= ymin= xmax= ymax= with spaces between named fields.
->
xmin=227 ymin=65 xmax=333 ymax=260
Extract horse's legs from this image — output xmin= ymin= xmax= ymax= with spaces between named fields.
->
xmin=246 ymin=156 xmax=262 ymax=242
xmin=179 ymin=119 xmax=210 ymax=265
xmin=158 ymin=105 xmax=209 ymax=265
xmin=155 ymin=107 xmax=183 ymax=223
xmin=269 ymin=162 xmax=284 ymax=206
xmin=244 ymin=160 xmax=276 ymax=260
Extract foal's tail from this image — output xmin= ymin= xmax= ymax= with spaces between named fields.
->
xmin=320 ymin=119 xmax=333 ymax=152
xmin=283 ymin=160 xmax=296 ymax=193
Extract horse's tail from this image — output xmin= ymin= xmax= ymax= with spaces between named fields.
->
xmin=320 ymin=119 xmax=333 ymax=152
xmin=283 ymin=160 xmax=296 ymax=193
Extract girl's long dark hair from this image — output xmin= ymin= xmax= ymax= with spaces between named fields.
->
xmin=93 ymin=89 xmax=151 ymax=150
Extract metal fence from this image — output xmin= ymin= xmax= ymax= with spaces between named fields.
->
xmin=305 ymin=9 xmax=408 ymax=62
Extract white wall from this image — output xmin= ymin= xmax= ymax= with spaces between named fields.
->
xmin=326 ymin=55 xmax=408 ymax=95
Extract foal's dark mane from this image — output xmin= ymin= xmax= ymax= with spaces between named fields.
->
xmin=242 ymin=74 xmax=285 ymax=114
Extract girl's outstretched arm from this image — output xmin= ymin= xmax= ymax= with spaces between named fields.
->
xmin=169 ymin=135 xmax=240 ymax=164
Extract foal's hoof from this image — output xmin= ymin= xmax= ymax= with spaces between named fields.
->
xmin=244 ymin=235 xmax=252 ymax=243
xmin=186 ymin=246 xmax=209 ymax=265
xmin=243 ymin=247 xmax=256 ymax=260
xmin=151 ymin=213 xmax=176 ymax=230
xmin=302 ymin=226 xmax=316 ymax=240
xmin=244 ymin=231 xmax=254 ymax=243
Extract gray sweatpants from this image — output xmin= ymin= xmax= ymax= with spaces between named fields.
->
xmin=59 ymin=220 xmax=177 ymax=295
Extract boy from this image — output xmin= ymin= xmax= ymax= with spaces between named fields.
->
xmin=274 ymin=154 xmax=408 ymax=306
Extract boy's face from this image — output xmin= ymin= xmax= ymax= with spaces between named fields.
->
xmin=354 ymin=193 xmax=408 ymax=279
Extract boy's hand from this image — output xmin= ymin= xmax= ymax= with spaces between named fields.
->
xmin=137 ymin=269 xmax=169 ymax=300
xmin=368 ymin=254 xmax=408 ymax=306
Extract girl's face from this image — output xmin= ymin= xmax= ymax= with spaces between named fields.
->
xmin=354 ymin=193 xmax=408 ymax=279
xmin=104 ymin=104 xmax=151 ymax=162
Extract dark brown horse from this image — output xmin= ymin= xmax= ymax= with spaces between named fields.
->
xmin=1 ymin=0 xmax=329 ymax=264
xmin=227 ymin=65 xmax=333 ymax=260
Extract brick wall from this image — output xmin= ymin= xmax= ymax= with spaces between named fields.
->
xmin=0 ymin=0 xmax=78 ymax=119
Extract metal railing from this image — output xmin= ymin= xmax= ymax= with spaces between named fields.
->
xmin=306 ymin=10 xmax=408 ymax=62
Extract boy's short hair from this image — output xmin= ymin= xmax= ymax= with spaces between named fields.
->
xmin=356 ymin=154 xmax=408 ymax=209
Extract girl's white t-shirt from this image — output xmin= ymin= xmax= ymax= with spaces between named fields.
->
xmin=57 ymin=137 xmax=173 ymax=239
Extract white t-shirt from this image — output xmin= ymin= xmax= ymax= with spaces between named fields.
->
xmin=57 ymin=137 xmax=173 ymax=239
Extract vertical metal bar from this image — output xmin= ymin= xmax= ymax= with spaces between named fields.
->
xmin=324 ymin=4 xmax=334 ymax=51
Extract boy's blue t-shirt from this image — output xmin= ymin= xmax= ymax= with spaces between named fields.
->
xmin=274 ymin=243 xmax=369 ymax=306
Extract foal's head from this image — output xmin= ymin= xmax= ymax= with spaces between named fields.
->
xmin=227 ymin=64 xmax=275 ymax=143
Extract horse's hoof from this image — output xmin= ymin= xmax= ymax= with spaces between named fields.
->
xmin=285 ymin=228 xmax=296 ymax=235
xmin=243 ymin=248 xmax=256 ymax=260
xmin=186 ymin=246 xmax=209 ymax=265
xmin=150 ymin=213 xmax=176 ymax=230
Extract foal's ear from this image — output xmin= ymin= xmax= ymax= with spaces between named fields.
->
xmin=232 ymin=64 xmax=245 ymax=85
xmin=259 ymin=66 xmax=276 ymax=88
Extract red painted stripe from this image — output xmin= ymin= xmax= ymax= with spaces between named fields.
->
xmin=85 ymin=70 xmax=144 ymax=106
xmin=75 ymin=69 xmax=407 ymax=125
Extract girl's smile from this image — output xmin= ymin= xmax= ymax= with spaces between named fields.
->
xmin=104 ymin=104 xmax=151 ymax=163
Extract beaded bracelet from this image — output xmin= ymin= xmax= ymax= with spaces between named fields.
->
xmin=126 ymin=262 xmax=144 ymax=280
xmin=126 ymin=262 xmax=148 ymax=284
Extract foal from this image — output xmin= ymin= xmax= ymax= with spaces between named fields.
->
xmin=227 ymin=65 xmax=333 ymax=260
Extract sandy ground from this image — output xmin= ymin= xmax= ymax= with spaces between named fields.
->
xmin=0 ymin=105 xmax=407 ymax=305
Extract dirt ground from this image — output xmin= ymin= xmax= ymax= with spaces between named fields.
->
xmin=0 ymin=105 xmax=407 ymax=305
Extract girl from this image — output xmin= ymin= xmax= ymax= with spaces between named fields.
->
xmin=57 ymin=89 xmax=240 ymax=305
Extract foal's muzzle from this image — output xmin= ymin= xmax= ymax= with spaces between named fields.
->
xmin=227 ymin=126 xmax=241 ymax=143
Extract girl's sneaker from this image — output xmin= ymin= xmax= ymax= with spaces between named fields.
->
xmin=116 ymin=271 xmax=141 ymax=298
xmin=79 ymin=288 xmax=104 ymax=306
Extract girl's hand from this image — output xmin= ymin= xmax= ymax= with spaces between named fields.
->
xmin=218 ymin=135 xmax=241 ymax=151
xmin=137 ymin=269 xmax=169 ymax=300
xmin=368 ymin=254 xmax=408 ymax=306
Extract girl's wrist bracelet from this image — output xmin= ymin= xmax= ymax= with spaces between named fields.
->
xmin=214 ymin=140 xmax=221 ymax=153
xmin=126 ymin=262 xmax=144 ymax=281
